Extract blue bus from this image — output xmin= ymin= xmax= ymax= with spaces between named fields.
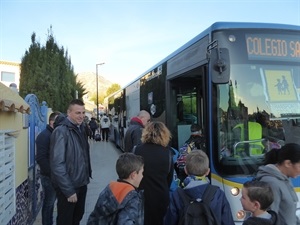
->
xmin=104 ymin=22 xmax=300 ymax=224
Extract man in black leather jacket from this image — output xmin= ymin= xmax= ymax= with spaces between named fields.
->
xmin=50 ymin=99 xmax=92 ymax=225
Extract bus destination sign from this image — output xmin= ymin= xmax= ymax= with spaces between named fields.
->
xmin=246 ymin=34 xmax=300 ymax=62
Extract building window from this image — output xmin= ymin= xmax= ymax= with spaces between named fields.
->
xmin=1 ymin=71 xmax=15 ymax=82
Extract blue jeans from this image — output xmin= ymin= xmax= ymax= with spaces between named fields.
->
xmin=41 ymin=175 xmax=56 ymax=225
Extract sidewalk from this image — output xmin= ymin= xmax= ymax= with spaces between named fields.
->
xmin=33 ymin=140 xmax=121 ymax=225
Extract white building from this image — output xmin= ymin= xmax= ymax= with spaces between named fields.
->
xmin=0 ymin=60 xmax=20 ymax=90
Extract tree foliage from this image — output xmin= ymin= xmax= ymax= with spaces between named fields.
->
xmin=90 ymin=83 xmax=121 ymax=105
xmin=106 ymin=83 xmax=121 ymax=97
xmin=19 ymin=26 xmax=86 ymax=112
xmin=90 ymin=91 xmax=105 ymax=105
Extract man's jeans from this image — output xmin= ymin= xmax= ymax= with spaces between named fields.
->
xmin=40 ymin=175 xmax=56 ymax=225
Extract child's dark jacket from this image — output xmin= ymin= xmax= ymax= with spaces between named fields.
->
xmin=87 ymin=180 xmax=144 ymax=225
xmin=164 ymin=177 xmax=234 ymax=225
xmin=243 ymin=210 xmax=277 ymax=225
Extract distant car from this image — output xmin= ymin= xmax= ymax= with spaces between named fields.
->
xmin=183 ymin=114 xmax=197 ymax=124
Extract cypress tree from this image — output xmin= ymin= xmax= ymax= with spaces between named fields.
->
xmin=19 ymin=26 xmax=86 ymax=112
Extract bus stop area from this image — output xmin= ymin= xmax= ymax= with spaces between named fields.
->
xmin=33 ymin=140 xmax=121 ymax=225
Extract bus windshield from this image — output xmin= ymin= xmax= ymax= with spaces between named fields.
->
xmin=214 ymin=29 xmax=300 ymax=176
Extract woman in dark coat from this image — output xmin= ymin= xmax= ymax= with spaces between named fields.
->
xmin=134 ymin=121 xmax=173 ymax=225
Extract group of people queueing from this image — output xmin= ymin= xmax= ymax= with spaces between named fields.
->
xmin=88 ymin=109 xmax=300 ymax=225
xmin=36 ymin=104 xmax=300 ymax=225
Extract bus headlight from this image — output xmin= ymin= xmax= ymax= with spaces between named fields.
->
xmin=231 ymin=187 xmax=240 ymax=196
xmin=228 ymin=35 xmax=236 ymax=42
xmin=236 ymin=210 xmax=246 ymax=220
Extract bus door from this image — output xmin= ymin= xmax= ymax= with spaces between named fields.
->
xmin=167 ymin=66 xmax=207 ymax=150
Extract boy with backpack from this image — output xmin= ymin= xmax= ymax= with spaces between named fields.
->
xmin=240 ymin=180 xmax=277 ymax=225
xmin=164 ymin=150 xmax=235 ymax=225
xmin=87 ymin=153 xmax=144 ymax=225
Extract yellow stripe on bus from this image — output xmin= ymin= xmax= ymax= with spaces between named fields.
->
xmin=211 ymin=173 xmax=243 ymax=189
xmin=211 ymin=173 xmax=300 ymax=192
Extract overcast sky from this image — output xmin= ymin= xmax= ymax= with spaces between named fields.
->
xmin=1 ymin=0 xmax=299 ymax=86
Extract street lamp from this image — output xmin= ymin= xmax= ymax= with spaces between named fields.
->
xmin=96 ymin=63 xmax=105 ymax=120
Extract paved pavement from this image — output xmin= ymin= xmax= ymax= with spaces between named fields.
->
xmin=33 ymin=139 xmax=122 ymax=225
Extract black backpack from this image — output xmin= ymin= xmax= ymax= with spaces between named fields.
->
xmin=177 ymin=185 xmax=220 ymax=225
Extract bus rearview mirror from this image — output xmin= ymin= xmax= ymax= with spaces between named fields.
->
xmin=210 ymin=48 xmax=230 ymax=84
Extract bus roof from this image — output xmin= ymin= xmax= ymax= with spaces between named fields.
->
xmin=120 ymin=21 xmax=300 ymax=88
xmin=210 ymin=21 xmax=300 ymax=31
